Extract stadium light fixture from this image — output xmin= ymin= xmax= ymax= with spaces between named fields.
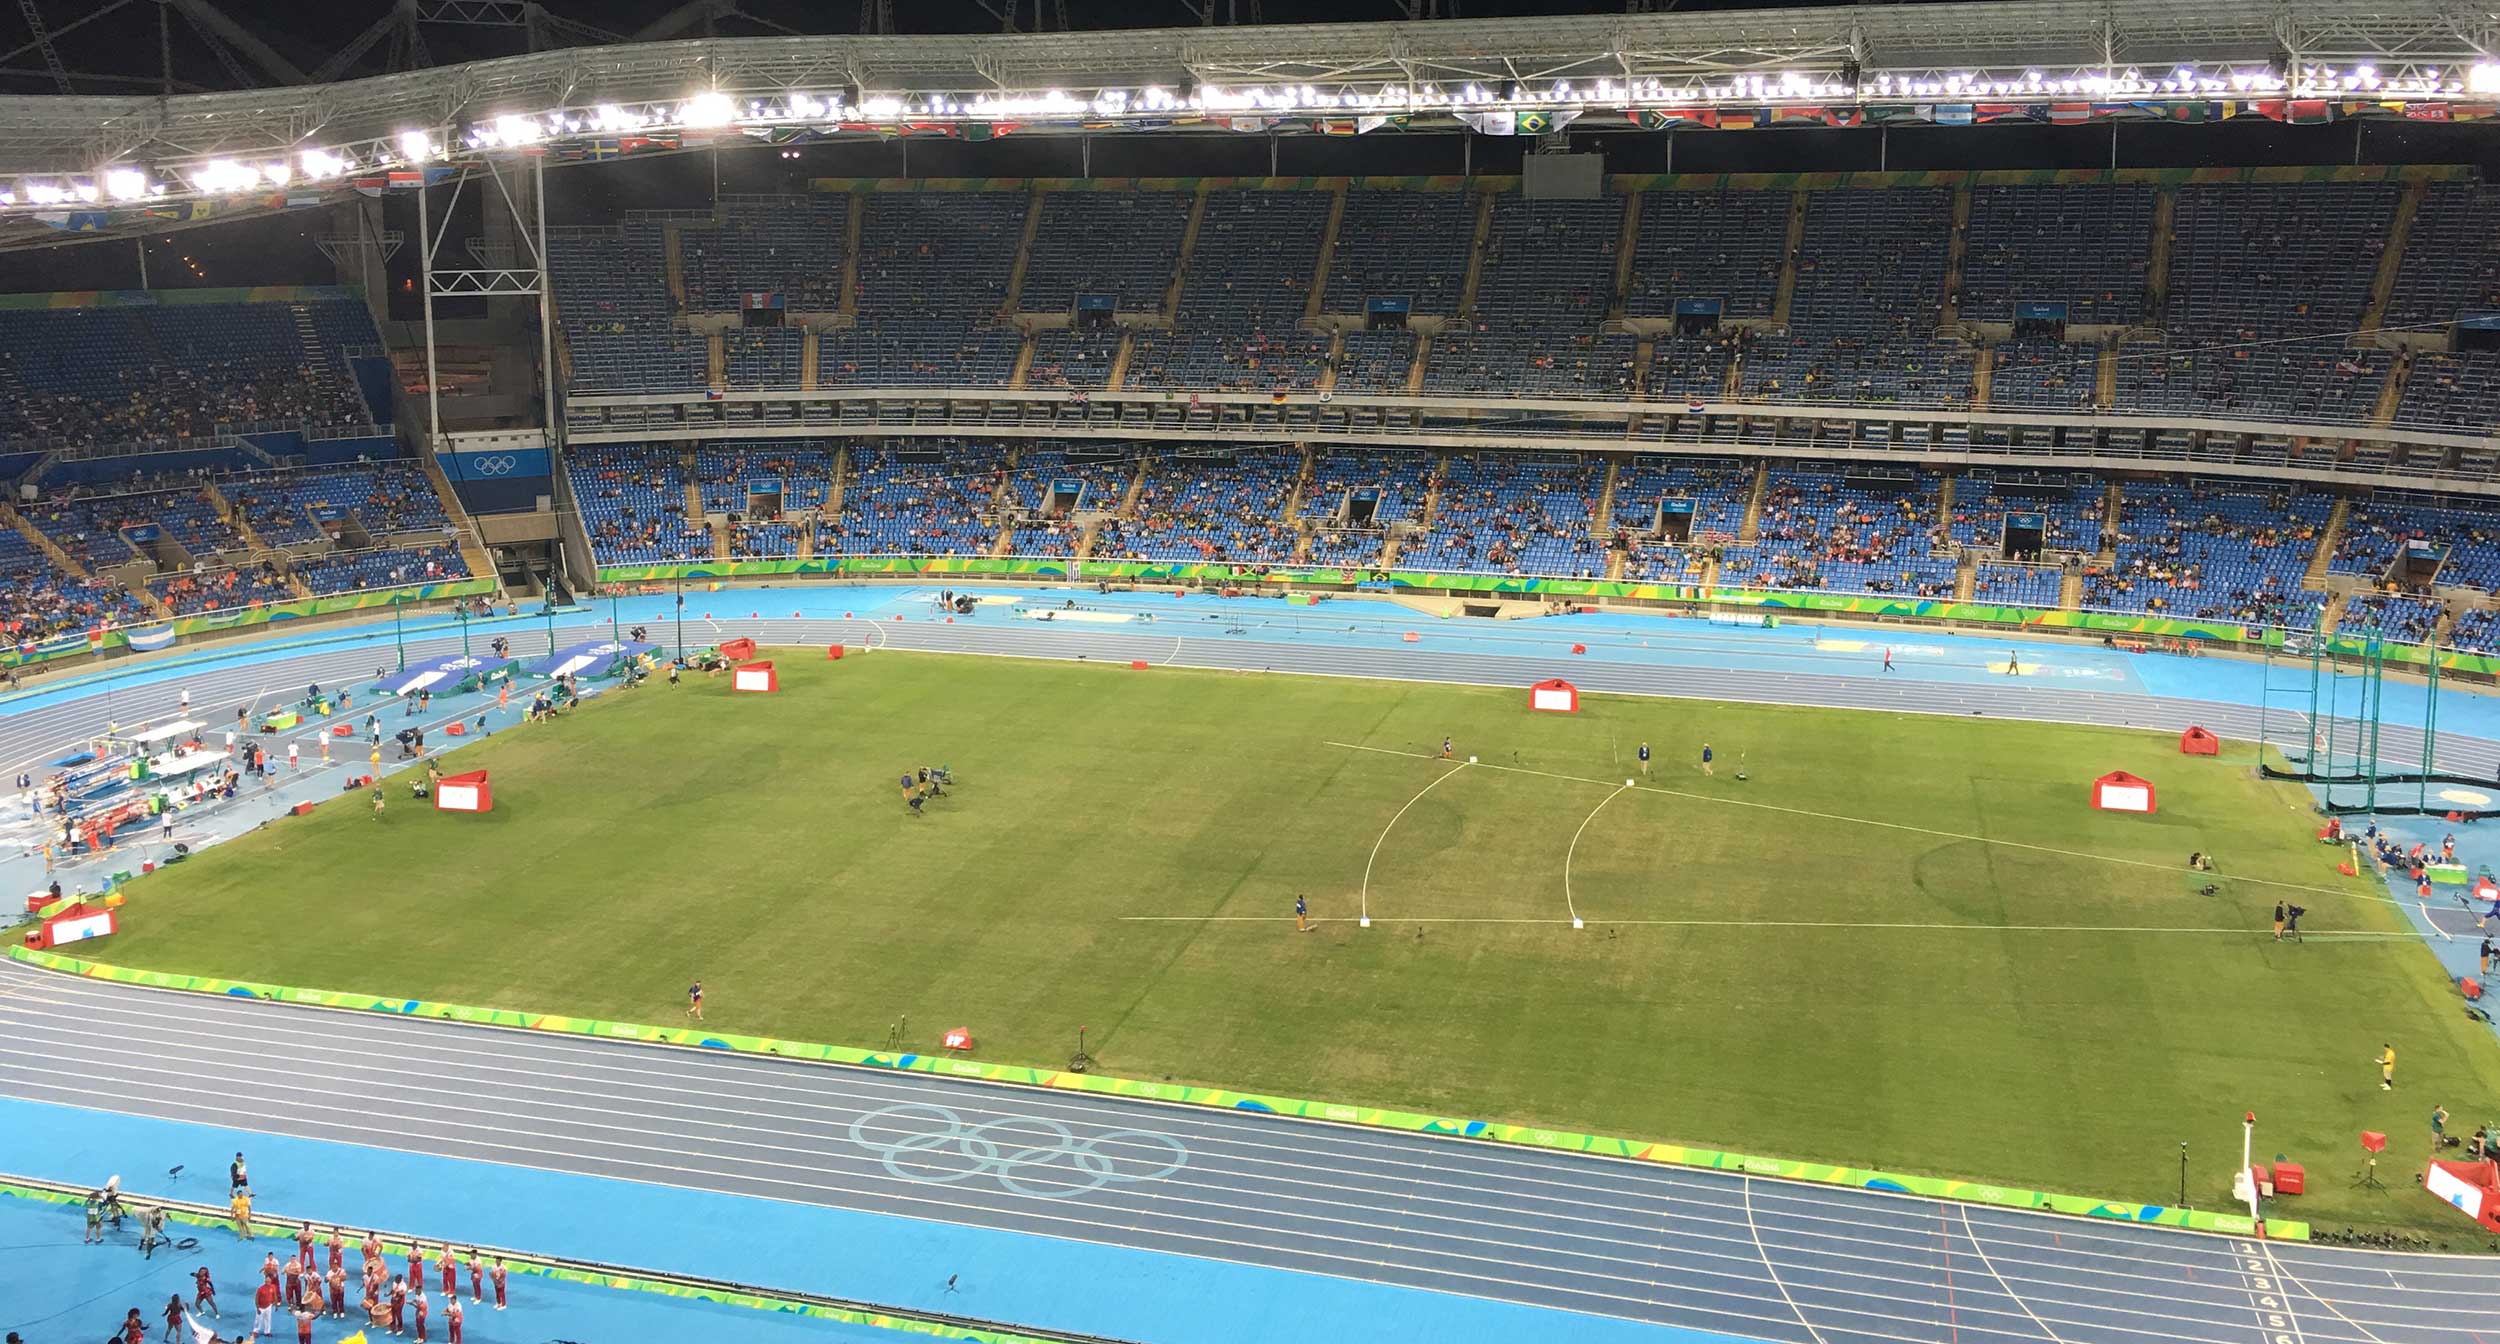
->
xmin=682 ymin=91 xmax=737 ymax=128
xmin=398 ymin=129 xmax=434 ymax=163
xmin=102 ymin=168 xmax=148 ymax=201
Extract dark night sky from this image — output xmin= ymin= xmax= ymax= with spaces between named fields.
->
xmin=1 ymin=0 xmax=2496 ymax=297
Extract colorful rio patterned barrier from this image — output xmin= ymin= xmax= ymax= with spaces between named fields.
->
xmin=0 ymin=1176 xmax=1071 ymax=1344
xmin=594 ymin=554 xmax=2500 ymax=679
xmin=2 ymin=578 xmax=498 ymax=672
xmin=6 ymin=945 xmax=2307 ymax=1242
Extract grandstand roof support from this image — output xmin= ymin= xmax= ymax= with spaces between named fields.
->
xmin=413 ymin=154 xmax=558 ymax=456
xmin=165 ymin=0 xmax=307 ymax=85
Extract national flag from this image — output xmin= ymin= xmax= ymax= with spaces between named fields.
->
xmin=1311 ymin=118 xmax=1359 ymax=136
xmin=2334 ymin=358 xmax=2366 ymax=374
xmin=2404 ymin=103 xmax=2452 ymax=122
xmin=616 ymin=134 xmax=677 ymax=152
xmin=351 ymin=176 xmax=387 ymax=196
xmin=1714 ymin=108 xmax=1758 ymax=131
xmin=2049 ymin=103 xmax=2092 ymax=125
xmin=961 ymin=122 xmax=1017 ymax=141
xmin=2160 ymin=102 xmax=2216 ymax=123
xmin=2286 ymin=99 xmax=2332 ymax=124
xmin=1355 ymin=114 xmax=1406 ymax=134
xmin=127 ymin=626 xmax=176 ymax=652
xmin=705 ymin=388 xmax=726 ymax=401
xmin=1225 ymin=116 xmax=1274 ymax=133
xmin=386 ymin=170 xmax=424 ymax=188
xmin=1634 ymin=108 xmax=1717 ymax=130
xmin=285 ymin=191 xmax=323 ymax=209
xmin=1974 ymin=103 xmax=2043 ymax=124
xmin=1933 ymin=104 xmax=1973 ymax=125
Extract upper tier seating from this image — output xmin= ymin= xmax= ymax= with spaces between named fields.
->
xmin=1624 ymin=189 xmax=1787 ymax=321
xmin=225 ymin=463 xmax=448 ymax=545
xmin=831 ymin=192 xmax=1027 ymax=389
xmin=1959 ymin=183 xmax=2155 ymax=326
xmin=678 ymin=197 xmax=847 ymax=312
xmin=0 ymin=299 xmax=378 ymax=446
xmin=1021 ymin=192 xmax=1189 ymax=313
xmin=1325 ymin=190 xmax=1476 ymax=314
xmin=549 ymin=222 xmax=707 ymax=393
xmin=1128 ymin=190 xmax=1333 ymax=393
xmin=1425 ymin=196 xmax=1626 ymax=397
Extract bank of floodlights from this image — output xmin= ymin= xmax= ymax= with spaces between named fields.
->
xmin=2 ymin=53 xmax=2497 ymax=214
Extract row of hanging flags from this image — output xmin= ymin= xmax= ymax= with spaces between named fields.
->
xmin=26 ymin=96 xmax=2500 ymax=233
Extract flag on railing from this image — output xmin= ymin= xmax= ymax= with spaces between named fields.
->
xmin=127 ymin=626 xmax=176 ymax=653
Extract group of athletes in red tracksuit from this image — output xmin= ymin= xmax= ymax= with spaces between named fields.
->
xmin=182 ymin=1225 xmax=508 ymax=1343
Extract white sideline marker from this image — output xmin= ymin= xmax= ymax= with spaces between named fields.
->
xmin=1571 ymin=917 xmax=1584 ymax=930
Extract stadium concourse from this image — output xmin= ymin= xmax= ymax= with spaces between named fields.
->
xmin=4 ymin=587 xmax=2500 ymax=1344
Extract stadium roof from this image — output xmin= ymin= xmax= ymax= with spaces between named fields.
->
xmin=0 ymin=0 xmax=2492 ymax=207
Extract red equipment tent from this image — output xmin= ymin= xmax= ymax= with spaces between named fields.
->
xmin=2180 ymin=726 xmax=2219 ymax=755
xmin=434 ymin=770 xmax=493 ymax=814
xmin=1529 ymin=679 xmax=1580 ymax=713
xmin=732 ymin=661 xmax=778 ymax=693
xmin=2426 ymin=1159 xmax=2500 ymax=1233
xmin=2092 ymin=770 xmax=2157 ymax=814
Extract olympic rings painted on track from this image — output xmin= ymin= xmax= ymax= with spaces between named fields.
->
xmin=847 ymin=1102 xmax=1188 ymax=1199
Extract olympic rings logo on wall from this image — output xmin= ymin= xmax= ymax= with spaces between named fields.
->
xmin=466 ymin=454 xmax=522 ymax=477
xmin=847 ymin=1102 xmax=1189 ymax=1199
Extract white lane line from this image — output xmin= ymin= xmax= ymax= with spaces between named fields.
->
xmin=1114 ymin=915 xmax=2417 ymax=939
xmin=3 ymin=988 xmax=2369 ymax=1325
xmin=1562 ymin=783 xmax=1628 ymax=930
xmin=1742 ymin=1176 xmax=1831 ymax=1344
xmin=1323 ymin=741 xmax=2401 ymax=909
xmin=1358 ymin=760 xmax=1467 ymax=928
xmin=1961 ymin=1204 xmax=2070 ymax=1344
xmin=22 ymin=960 xmax=2491 ymax=1306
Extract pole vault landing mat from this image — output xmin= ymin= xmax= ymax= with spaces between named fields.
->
xmin=528 ymin=639 xmax=658 ymax=681
xmin=377 ymin=654 xmax=513 ymax=698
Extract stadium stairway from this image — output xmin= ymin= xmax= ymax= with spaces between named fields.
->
xmin=2144 ymin=187 xmax=2176 ymax=322
xmin=418 ymin=451 xmax=496 ymax=587
xmin=1406 ymin=329 xmax=1430 ymax=393
xmin=826 ymin=446 xmax=848 ymax=518
xmin=1971 ymin=345 xmax=1996 ymax=407
xmin=1120 ymin=458 xmax=1149 ymax=516
xmin=1938 ymin=181 xmax=1973 ymax=329
xmin=1106 ymin=329 xmax=1136 ymax=389
xmin=2307 ymin=497 xmax=2352 ymax=589
xmin=705 ymin=329 xmax=726 ymax=389
xmin=1629 ymin=335 xmax=1654 ymax=399
xmin=661 ymin=221 xmax=688 ymax=306
xmin=1936 ymin=475 xmax=1956 ymax=533
xmin=1455 ymin=193 xmax=1494 ymax=315
xmin=1738 ymin=462 xmax=1769 ymax=540
xmin=1953 ymin=552 xmax=1976 ymax=600
xmin=682 ymin=474 xmax=705 ymax=526
xmin=2374 ymin=351 xmax=2410 ymax=426
xmin=1002 ymin=185 xmax=1045 ymax=313
xmin=838 ymin=194 xmax=865 ymax=317
xmin=1318 ymin=329 xmax=1345 ymax=396
xmin=1607 ymin=191 xmax=1642 ymax=319
xmin=1592 ymin=459 xmax=1620 ymax=534
xmin=2321 ymin=587 xmax=2353 ymax=634
xmin=2358 ymin=178 xmax=2427 ymax=334
xmin=1164 ymin=185 xmax=1209 ymax=323
xmin=2095 ymin=343 xmax=2119 ymax=407
xmin=2098 ymin=481 xmax=2122 ymax=566
xmin=1769 ymin=190 xmax=1809 ymax=326
xmin=1304 ymin=182 xmax=1348 ymax=323
xmin=2059 ymin=568 xmax=2084 ymax=608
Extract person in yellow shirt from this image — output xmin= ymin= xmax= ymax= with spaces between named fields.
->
xmin=230 ymin=1188 xmax=254 ymax=1238
xmin=2377 ymin=1043 xmax=2397 ymax=1091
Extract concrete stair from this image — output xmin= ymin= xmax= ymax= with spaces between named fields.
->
xmin=1938 ymin=184 xmax=1972 ymax=327
xmin=2095 ymin=344 xmax=2119 ymax=408
xmin=417 ymin=453 xmax=498 ymax=584
xmin=2358 ymin=180 xmax=2426 ymax=334
xmin=705 ymin=330 xmax=726 ymax=389
xmin=1608 ymin=191 xmax=1642 ymax=318
xmin=827 ymin=447 xmax=848 ymax=519
xmin=1319 ymin=329 xmax=1344 ymax=397
xmin=1953 ymin=552 xmax=1976 ymax=601
xmin=2099 ymin=481 xmax=2122 ymax=566
xmin=800 ymin=328 xmax=821 ymax=391
xmin=1165 ymin=185 xmax=1210 ymax=322
xmin=2320 ymin=588 xmax=2352 ymax=635
xmin=2374 ymin=353 xmax=2410 ymax=427
xmin=1107 ymin=333 xmax=1137 ymax=391
xmin=1593 ymin=459 xmax=1621 ymax=534
xmin=2059 ymin=570 xmax=2084 ymax=609
xmin=1937 ymin=476 xmax=1956 ymax=534
xmin=1283 ymin=447 xmax=1314 ymax=522
xmin=1306 ymin=183 xmax=1348 ymax=320
xmin=2145 ymin=188 xmax=2176 ymax=323
xmin=1407 ymin=332 xmax=1431 ymax=394
xmin=1769 ymin=190 xmax=1809 ymax=327
xmin=839 ymin=195 xmax=865 ymax=317
xmin=5 ymin=503 xmax=95 ymax=583
xmin=661 ymin=222 xmax=688 ymax=307
xmin=1121 ymin=459 xmax=1150 ymax=517
xmin=1456 ymin=194 xmax=1495 ymax=316
xmin=1630 ymin=336 xmax=1654 ymax=400
xmin=2306 ymin=498 xmax=2351 ymax=589
xmin=1970 ymin=346 xmax=1995 ymax=409
xmin=683 ymin=480 xmax=706 ymax=526
xmin=1738 ymin=462 xmax=1769 ymax=541
xmin=1003 ymin=186 xmax=1046 ymax=314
